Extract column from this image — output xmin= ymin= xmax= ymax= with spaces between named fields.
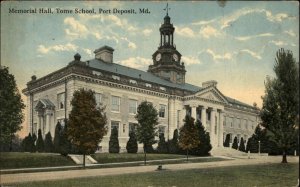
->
xmin=201 ymin=106 xmax=207 ymax=129
xmin=219 ymin=111 xmax=224 ymax=147
xmin=160 ymin=34 xmax=162 ymax=46
xmin=191 ymin=105 xmax=197 ymax=120
xmin=210 ymin=109 xmax=216 ymax=147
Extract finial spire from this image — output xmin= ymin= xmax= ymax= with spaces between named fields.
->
xmin=163 ymin=3 xmax=170 ymax=16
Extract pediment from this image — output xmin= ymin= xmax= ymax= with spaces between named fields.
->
xmin=194 ymin=87 xmax=228 ymax=104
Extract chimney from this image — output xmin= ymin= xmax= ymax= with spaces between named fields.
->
xmin=94 ymin=45 xmax=114 ymax=63
xmin=202 ymin=80 xmax=217 ymax=88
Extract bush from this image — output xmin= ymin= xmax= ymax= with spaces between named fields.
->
xmin=126 ymin=131 xmax=138 ymax=153
xmin=232 ymin=137 xmax=238 ymax=150
xmin=239 ymin=137 xmax=246 ymax=152
xmin=109 ymin=127 xmax=120 ymax=153
xmin=22 ymin=133 xmax=35 ymax=152
xmin=36 ymin=129 xmax=44 ymax=152
xmin=157 ymin=133 xmax=168 ymax=153
xmin=223 ymin=134 xmax=230 ymax=147
xmin=44 ymin=132 xmax=54 ymax=153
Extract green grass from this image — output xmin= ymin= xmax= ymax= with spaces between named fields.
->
xmin=16 ymin=163 xmax=299 ymax=187
xmin=0 ymin=152 xmax=75 ymax=169
xmin=91 ymin=153 xmax=195 ymax=163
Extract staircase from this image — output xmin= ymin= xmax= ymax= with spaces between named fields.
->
xmin=210 ymin=147 xmax=248 ymax=158
xmin=68 ymin=154 xmax=98 ymax=165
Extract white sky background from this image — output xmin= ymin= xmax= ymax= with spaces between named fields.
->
xmin=1 ymin=1 xmax=299 ymax=136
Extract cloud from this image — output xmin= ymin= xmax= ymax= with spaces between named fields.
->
xmin=176 ymin=27 xmax=195 ymax=38
xmin=118 ymin=57 xmax=152 ymax=69
xmin=181 ymin=56 xmax=201 ymax=65
xmin=284 ymin=30 xmax=296 ymax=37
xmin=239 ymin=49 xmax=262 ymax=60
xmin=37 ymin=43 xmax=78 ymax=54
xmin=269 ymin=40 xmax=288 ymax=46
xmin=120 ymin=37 xmax=136 ymax=49
xmin=205 ymin=49 xmax=232 ymax=61
xmin=82 ymin=48 xmax=92 ymax=56
xmin=235 ymin=33 xmax=274 ymax=41
xmin=142 ymin=29 xmax=153 ymax=36
xmin=192 ymin=19 xmax=216 ymax=26
xmin=199 ymin=25 xmax=221 ymax=39
xmin=64 ymin=17 xmax=88 ymax=38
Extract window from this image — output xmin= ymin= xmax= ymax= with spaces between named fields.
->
xmin=237 ymin=134 xmax=241 ymax=143
xmin=94 ymin=93 xmax=102 ymax=108
xmin=92 ymin=71 xmax=102 ymax=76
xmin=111 ymin=96 xmax=120 ymax=112
xmin=159 ymin=87 xmax=166 ymax=91
xmin=129 ymin=79 xmax=137 ymax=84
xmin=238 ymin=119 xmax=241 ymax=128
xmin=159 ymin=104 xmax=166 ymax=118
xmin=223 ymin=120 xmax=226 ymax=127
xmin=158 ymin=126 xmax=165 ymax=136
xmin=57 ymin=93 xmax=65 ymax=109
xmin=112 ymin=75 xmax=120 ymax=80
xmin=129 ymin=123 xmax=137 ymax=135
xmin=177 ymin=110 xmax=180 ymax=129
xmin=230 ymin=117 xmax=233 ymax=128
xmin=123 ymin=124 xmax=126 ymax=133
xmin=146 ymin=83 xmax=152 ymax=88
xmin=229 ymin=133 xmax=233 ymax=143
xmin=111 ymin=121 xmax=119 ymax=134
xmin=129 ymin=99 xmax=137 ymax=114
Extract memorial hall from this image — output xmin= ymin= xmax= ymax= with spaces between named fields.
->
xmin=23 ymin=13 xmax=260 ymax=152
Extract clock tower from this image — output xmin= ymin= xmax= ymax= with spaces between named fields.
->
xmin=148 ymin=7 xmax=186 ymax=84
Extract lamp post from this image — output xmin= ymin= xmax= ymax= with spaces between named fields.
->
xmin=258 ymin=140 xmax=261 ymax=156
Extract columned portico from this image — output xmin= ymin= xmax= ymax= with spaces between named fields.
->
xmin=191 ymin=105 xmax=197 ymax=120
xmin=218 ymin=111 xmax=224 ymax=147
xmin=201 ymin=106 xmax=207 ymax=128
xmin=210 ymin=108 xmax=216 ymax=146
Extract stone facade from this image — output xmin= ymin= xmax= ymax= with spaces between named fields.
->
xmin=22 ymin=14 xmax=259 ymax=152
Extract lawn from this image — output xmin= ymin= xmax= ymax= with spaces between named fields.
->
xmin=16 ymin=163 xmax=299 ymax=187
xmin=0 ymin=152 xmax=75 ymax=169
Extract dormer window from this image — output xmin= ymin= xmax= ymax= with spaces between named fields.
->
xmin=146 ymin=83 xmax=152 ymax=88
xmin=159 ymin=86 xmax=166 ymax=91
xmin=112 ymin=75 xmax=120 ymax=80
xmin=129 ymin=79 xmax=137 ymax=84
xmin=93 ymin=71 xmax=103 ymax=76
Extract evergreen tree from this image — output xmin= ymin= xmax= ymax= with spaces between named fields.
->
xmin=223 ymin=134 xmax=230 ymax=147
xmin=178 ymin=116 xmax=200 ymax=161
xmin=36 ymin=129 xmax=44 ymax=152
xmin=190 ymin=120 xmax=212 ymax=156
xmin=232 ymin=137 xmax=238 ymax=149
xmin=0 ymin=67 xmax=25 ymax=151
xmin=68 ymin=89 xmax=107 ymax=167
xmin=135 ymin=101 xmax=159 ymax=165
xmin=126 ymin=131 xmax=138 ymax=153
xmin=109 ymin=127 xmax=120 ymax=153
xmin=25 ymin=133 xmax=35 ymax=152
xmin=157 ymin=133 xmax=168 ymax=153
xmin=60 ymin=119 xmax=71 ymax=156
xmin=239 ymin=137 xmax=246 ymax=152
xmin=44 ymin=132 xmax=54 ymax=153
xmin=54 ymin=122 xmax=62 ymax=153
xmin=260 ymin=49 xmax=299 ymax=163
xmin=168 ymin=129 xmax=179 ymax=154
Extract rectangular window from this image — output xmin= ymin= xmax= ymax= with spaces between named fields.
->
xmin=112 ymin=75 xmax=120 ymax=80
xmin=238 ymin=119 xmax=241 ymax=128
xmin=159 ymin=87 xmax=166 ymax=91
xmin=158 ymin=126 xmax=165 ymax=136
xmin=146 ymin=83 xmax=152 ymax=88
xmin=230 ymin=117 xmax=233 ymax=128
xmin=111 ymin=121 xmax=119 ymax=134
xmin=57 ymin=93 xmax=65 ymax=110
xmin=229 ymin=133 xmax=233 ymax=143
xmin=159 ymin=104 xmax=166 ymax=118
xmin=111 ymin=96 xmax=120 ymax=112
xmin=177 ymin=110 xmax=180 ymax=129
xmin=129 ymin=99 xmax=137 ymax=114
xmin=129 ymin=123 xmax=137 ymax=135
xmin=129 ymin=79 xmax=137 ymax=84
xmin=94 ymin=93 xmax=102 ymax=108
xmin=237 ymin=134 xmax=241 ymax=143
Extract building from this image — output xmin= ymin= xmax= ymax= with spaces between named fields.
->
xmin=22 ymin=13 xmax=260 ymax=152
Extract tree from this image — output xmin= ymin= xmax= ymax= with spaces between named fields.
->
xmin=178 ymin=116 xmax=200 ymax=161
xmin=232 ymin=137 xmax=238 ymax=150
xmin=68 ymin=89 xmax=107 ymax=167
xmin=223 ymin=134 xmax=230 ymax=147
xmin=44 ymin=132 xmax=54 ymax=153
xmin=157 ymin=133 xmax=168 ymax=153
xmin=239 ymin=137 xmax=246 ymax=152
xmin=32 ymin=133 xmax=37 ymax=145
xmin=60 ymin=119 xmax=71 ymax=156
xmin=36 ymin=129 xmax=44 ymax=152
xmin=135 ymin=101 xmax=159 ymax=165
xmin=22 ymin=133 xmax=35 ymax=152
xmin=190 ymin=120 xmax=212 ymax=156
xmin=260 ymin=49 xmax=299 ymax=163
xmin=53 ymin=122 xmax=62 ymax=153
xmin=168 ymin=129 xmax=179 ymax=154
xmin=126 ymin=131 xmax=138 ymax=153
xmin=0 ymin=67 xmax=25 ymax=151
xmin=109 ymin=127 xmax=120 ymax=153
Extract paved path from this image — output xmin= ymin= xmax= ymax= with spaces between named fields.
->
xmin=1 ymin=156 xmax=298 ymax=185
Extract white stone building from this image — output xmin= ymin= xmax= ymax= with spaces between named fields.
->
xmin=22 ymin=14 xmax=259 ymax=152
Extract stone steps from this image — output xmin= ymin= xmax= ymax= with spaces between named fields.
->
xmin=68 ymin=154 xmax=98 ymax=165
xmin=210 ymin=147 xmax=248 ymax=158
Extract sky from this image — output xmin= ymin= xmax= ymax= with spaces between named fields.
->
xmin=1 ymin=1 xmax=299 ymax=137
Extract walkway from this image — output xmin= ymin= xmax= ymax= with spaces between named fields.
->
xmin=1 ymin=156 xmax=298 ymax=185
